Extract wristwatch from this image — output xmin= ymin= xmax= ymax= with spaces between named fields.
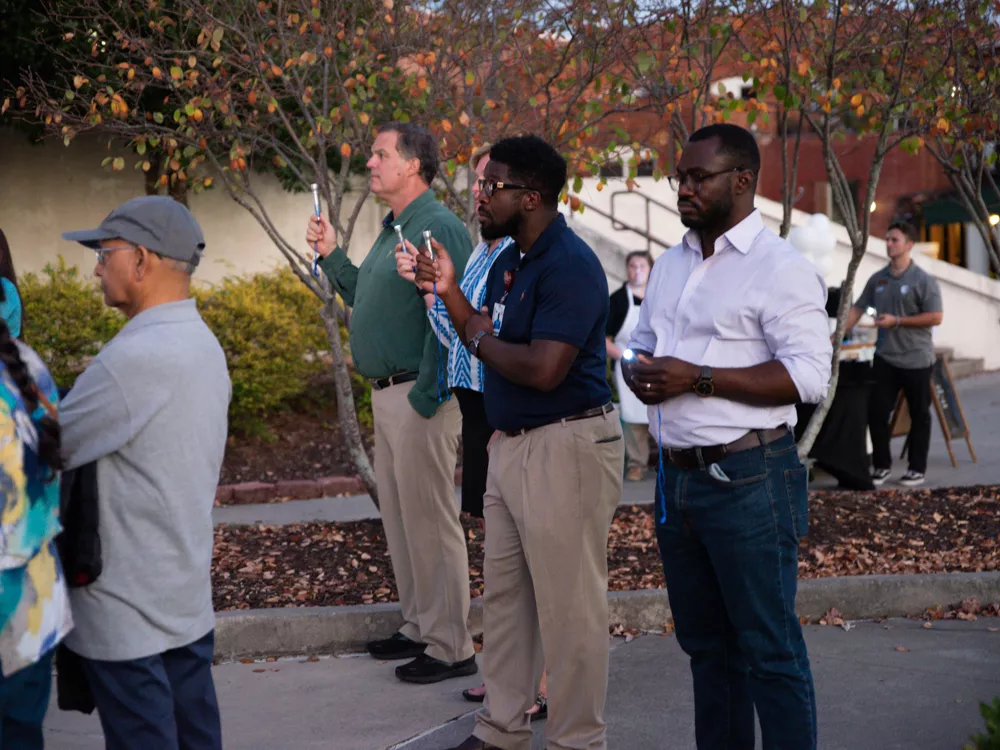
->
xmin=468 ymin=330 xmax=490 ymax=357
xmin=693 ymin=365 xmax=714 ymax=398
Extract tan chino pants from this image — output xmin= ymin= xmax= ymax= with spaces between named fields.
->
xmin=623 ymin=421 xmax=651 ymax=473
xmin=474 ymin=411 xmax=624 ymax=750
xmin=372 ymin=382 xmax=473 ymax=664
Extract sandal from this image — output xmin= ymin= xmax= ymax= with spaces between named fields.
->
xmin=462 ymin=685 xmax=487 ymax=703
xmin=527 ymin=693 xmax=547 ymax=722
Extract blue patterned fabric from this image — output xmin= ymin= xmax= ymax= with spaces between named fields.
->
xmin=0 ymin=342 xmax=72 ymax=677
xmin=0 ymin=279 xmax=21 ymax=339
xmin=428 ymin=236 xmax=513 ymax=392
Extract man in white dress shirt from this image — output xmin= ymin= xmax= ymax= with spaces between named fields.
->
xmin=623 ymin=124 xmax=832 ymax=750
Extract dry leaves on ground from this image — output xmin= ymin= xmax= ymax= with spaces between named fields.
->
xmin=212 ymin=485 xmax=999 ymax=611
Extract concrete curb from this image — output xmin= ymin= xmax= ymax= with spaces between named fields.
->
xmin=214 ymin=571 xmax=1000 ymax=661
xmin=216 ymin=470 xmax=463 ymax=506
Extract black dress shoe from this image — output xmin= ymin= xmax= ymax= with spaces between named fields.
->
xmin=395 ymin=653 xmax=478 ymax=684
xmin=366 ymin=632 xmax=427 ymax=660
xmin=445 ymin=736 xmax=500 ymax=750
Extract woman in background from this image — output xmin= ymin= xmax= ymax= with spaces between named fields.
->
xmin=0 ymin=231 xmax=23 ymax=339
xmin=0 ymin=317 xmax=70 ymax=749
xmin=606 ymin=251 xmax=653 ymax=481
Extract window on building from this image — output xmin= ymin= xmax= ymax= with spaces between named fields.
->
xmin=828 ymin=180 xmax=861 ymax=225
xmin=922 ymin=222 xmax=966 ymax=268
xmin=598 ymin=161 xmax=624 ymax=178
xmin=598 ymin=153 xmax=656 ymax=178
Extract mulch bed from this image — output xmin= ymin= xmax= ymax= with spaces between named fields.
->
xmin=217 ymin=381 xmax=464 ymax=504
xmin=212 ymin=485 xmax=1000 ymax=613
xmin=220 ymin=393 xmax=369 ymax=487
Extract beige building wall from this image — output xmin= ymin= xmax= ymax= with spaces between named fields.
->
xmin=0 ymin=128 xmax=386 ymax=285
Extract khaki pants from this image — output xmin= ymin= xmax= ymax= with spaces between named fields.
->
xmin=623 ymin=421 xmax=650 ymax=472
xmin=474 ymin=412 xmax=624 ymax=750
xmin=372 ymin=382 xmax=473 ymax=664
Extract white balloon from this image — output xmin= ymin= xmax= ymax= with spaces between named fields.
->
xmin=788 ymin=214 xmax=836 ymax=277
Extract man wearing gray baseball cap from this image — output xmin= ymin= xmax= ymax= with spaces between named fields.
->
xmin=58 ymin=196 xmax=231 ymax=750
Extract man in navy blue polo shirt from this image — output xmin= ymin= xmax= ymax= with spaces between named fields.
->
xmin=413 ymin=135 xmax=624 ymax=750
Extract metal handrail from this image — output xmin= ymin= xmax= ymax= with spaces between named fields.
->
xmin=609 ymin=190 xmax=678 ymax=253
xmin=573 ymin=196 xmax=674 ymax=253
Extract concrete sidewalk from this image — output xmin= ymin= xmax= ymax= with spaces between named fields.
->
xmin=44 ymin=618 xmax=1000 ymax=750
xmin=212 ymin=476 xmax=658 ymax=526
xmin=215 ymin=371 xmax=1000 ymax=528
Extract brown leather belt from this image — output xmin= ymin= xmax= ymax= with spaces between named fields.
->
xmin=663 ymin=426 xmax=791 ymax=470
xmin=502 ymin=403 xmax=615 ymax=437
xmin=370 ymin=371 xmax=419 ymax=390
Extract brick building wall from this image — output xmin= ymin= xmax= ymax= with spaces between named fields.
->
xmin=609 ymin=108 xmax=955 ymax=239
xmin=754 ymin=132 xmax=954 ymax=238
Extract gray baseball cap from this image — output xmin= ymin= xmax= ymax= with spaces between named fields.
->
xmin=62 ymin=195 xmax=205 ymax=267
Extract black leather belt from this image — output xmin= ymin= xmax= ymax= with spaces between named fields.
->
xmin=502 ymin=403 xmax=615 ymax=437
xmin=370 ymin=372 xmax=419 ymax=390
xmin=663 ymin=426 xmax=791 ymax=470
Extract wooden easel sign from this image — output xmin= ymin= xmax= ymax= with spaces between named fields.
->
xmin=890 ymin=356 xmax=977 ymax=468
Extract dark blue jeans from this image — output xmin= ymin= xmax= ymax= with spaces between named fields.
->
xmin=79 ymin=629 xmax=221 ymax=750
xmin=656 ymin=432 xmax=817 ymax=750
xmin=0 ymin=650 xmax=53 ymax=750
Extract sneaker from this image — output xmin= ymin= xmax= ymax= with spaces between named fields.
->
xmin=870 ymin=468 xmax=891 ymax=486
xmin=898 ymin=470 xmax=925 ymax=487
xmin=626 ymin=466 xmax=646 ymax=482
xmin=395 ymin=653 xmax=478 ymax=684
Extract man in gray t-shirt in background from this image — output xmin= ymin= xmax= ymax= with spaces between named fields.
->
xmin=844 ymin=220 xmax=943 ymax=487
xmin=60 ymin=196 xmax=230 ymax=749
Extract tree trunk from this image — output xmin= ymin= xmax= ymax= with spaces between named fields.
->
xmin=320 ymin=300 xmax=379 ymax=508
xmin=949 ymin=167 xmax=1000 ymax=275
xmin=145 ymin=150 xmax=163 ymax=196
xmin=779 ymin=112 xmax=804 ymax=240
xmin=143 ymin=148 xmax=188 ymax=206
xmin=169 ymin=176 xmax=189 ymax=207
xmin=796 ymin=241 xmax=866 ymax=460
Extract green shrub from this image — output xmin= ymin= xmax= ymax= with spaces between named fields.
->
xmin=20 ymin=261 xmax=372 ymax=435
xmin=193 ymin=271 xmax=330 ymax=433
xmin=966 ymin=697 xmax=1000 ymax=750
xmin=21 ymin=259 xmax=126 ymax=386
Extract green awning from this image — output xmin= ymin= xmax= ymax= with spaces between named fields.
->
xmin=922 ymin=185 xmax=1000 ymax=226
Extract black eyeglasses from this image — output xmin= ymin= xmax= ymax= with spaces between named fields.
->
xmin=477 ymin=179 xmax=535 ymax=198
xmin=667 ymin=167 xmax=750 ymax=192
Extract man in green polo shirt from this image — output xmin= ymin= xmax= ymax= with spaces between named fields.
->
xmin=306 ymin=123 xmax=475 ymax=684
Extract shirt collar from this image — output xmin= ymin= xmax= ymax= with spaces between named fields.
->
xmin=381 ymin=189 xmax=436 ymax=230
xmin=123 ymin=299 xmax=199 ymax=331
xmin=515 ymin=214 xmax=568 ymax=265
xmin=488 ymin=236 xmax=515 ymax=257
xmin=682 ymin=208 xmax=765 ymax=257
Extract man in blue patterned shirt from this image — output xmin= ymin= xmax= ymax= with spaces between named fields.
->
xmin=396 ymin=149 xmax=513 ymax=520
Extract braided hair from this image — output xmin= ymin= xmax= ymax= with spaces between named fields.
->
xmin=0 ymin=319 xmax=61 ymax=473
